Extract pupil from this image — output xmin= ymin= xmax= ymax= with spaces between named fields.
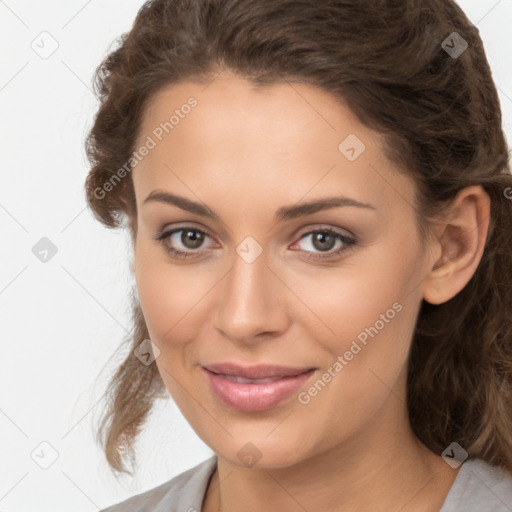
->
xmin=313 ymin=232 xmax=335 ymax=252
xmin=182 ymin=230 xmax=204 ymax=249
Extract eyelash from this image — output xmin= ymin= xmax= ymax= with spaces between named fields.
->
xmin=152 ymin=225 xmax=356 ymax=261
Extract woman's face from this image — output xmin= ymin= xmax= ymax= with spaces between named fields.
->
xmin=131 ymin=73 xmax=435 ymax=468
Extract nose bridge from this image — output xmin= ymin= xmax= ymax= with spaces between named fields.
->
xmin=214 ymin=242 xmax=287 ymax=342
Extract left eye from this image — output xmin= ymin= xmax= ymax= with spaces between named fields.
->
xmin=290 ymin=229 xmax=355 ymax=258
xmin=297 ymin=231 xmax=340 ymax=251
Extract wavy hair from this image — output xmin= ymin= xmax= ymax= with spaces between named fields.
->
xmin=84 ymin=0 xmax=512 ymax=475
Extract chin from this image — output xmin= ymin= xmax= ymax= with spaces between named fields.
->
xmin=212 ymin=434 xmax=311 ymax=470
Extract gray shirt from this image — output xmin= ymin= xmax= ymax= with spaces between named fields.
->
xmin=100 ymin=456 xmax=512 ymax=512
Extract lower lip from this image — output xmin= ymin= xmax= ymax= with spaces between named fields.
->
xmin=203 ymin=368 xmax=315 ymax=412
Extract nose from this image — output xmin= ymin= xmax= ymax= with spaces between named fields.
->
xmin=214 ymin=245 xmax=290 ymax=344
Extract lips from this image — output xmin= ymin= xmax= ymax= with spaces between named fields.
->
xmin=202 ymin=362 xmax=316 ymax=411
xmin=204 ymin=362 xmax=314 ymax=380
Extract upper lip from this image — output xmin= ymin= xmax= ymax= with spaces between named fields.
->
xmin=203 ymin=362 xmax=315 ymax=379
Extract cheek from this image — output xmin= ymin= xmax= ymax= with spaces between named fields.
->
xmin=134 ymin=250 xmax=209 ymax=407
xmin=134 ymin=240 xmax=214 ymax=345
xmin=300 ymin=233 xmax=421 ymax=359
xmin=289 ymin=244 xmax=422 ymax=349
xmin=290 ymin=272 xmax=415 ymax=398
xmin=293 ymin=239 xmax=425 ymax=412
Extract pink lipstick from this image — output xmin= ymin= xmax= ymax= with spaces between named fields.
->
xmin=203 ymin=363 xmax=316 ymax=411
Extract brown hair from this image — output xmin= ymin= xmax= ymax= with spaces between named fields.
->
xmin=85 ymin=0 xmax=512 ymax=475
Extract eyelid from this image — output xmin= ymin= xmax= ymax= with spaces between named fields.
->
xmin=156 ymin=222 xmax=217 ymax=240
xmin=292 ymin=223 xmax=356 ymax=242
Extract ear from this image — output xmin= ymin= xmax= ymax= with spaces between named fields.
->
xmin=422 ymin=185 xmax=491 ymax=305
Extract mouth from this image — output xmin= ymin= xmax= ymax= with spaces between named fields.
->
xmin=202 ymin=363 xmax=316 ymax=412
xmin=203 ymin=362 xmax=315 ymax=379
xmin=217 ymin=374 xmax=299 ymax=384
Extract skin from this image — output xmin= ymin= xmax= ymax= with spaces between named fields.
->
xmin=128 ymin=71 xmax=490 ymax=512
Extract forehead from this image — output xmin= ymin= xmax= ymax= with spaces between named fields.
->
xmin=133 ymin=74 xmax=416 ymax=217
xmin=140 ymin=74 xmax=366 ymax=149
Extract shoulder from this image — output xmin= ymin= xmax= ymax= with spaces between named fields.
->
xmin=440 ymin=458 xmax=512 ymax=512
xmin=100 ymin=455 xmax=217 ymax=512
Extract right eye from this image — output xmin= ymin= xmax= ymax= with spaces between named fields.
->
xmin=153 ymin=226 xmax=216 ymax=259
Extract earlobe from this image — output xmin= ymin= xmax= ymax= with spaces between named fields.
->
xmin=422 ymin=186 xmax=491 ymax=305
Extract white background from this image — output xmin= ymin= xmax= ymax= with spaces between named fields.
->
xmin=1 ymin=1 xmax=511 ymax=510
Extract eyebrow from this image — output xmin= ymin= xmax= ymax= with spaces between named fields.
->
xmin=143 ymin=190 xmax=376 ymax=221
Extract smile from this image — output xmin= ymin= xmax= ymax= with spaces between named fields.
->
xmin=202 ymin=365 xmax=316 ymax=412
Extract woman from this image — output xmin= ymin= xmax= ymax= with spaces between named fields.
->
xmin=85 ymin=0 xmax=512 ymax=510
